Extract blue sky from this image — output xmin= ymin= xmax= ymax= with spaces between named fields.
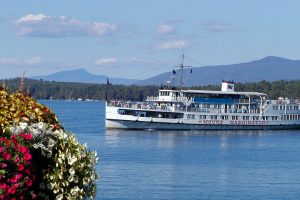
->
xmin=1 ymin=0 xmax=300 ymax=80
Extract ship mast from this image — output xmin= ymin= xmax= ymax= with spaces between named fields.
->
xmin=179 ymin=54 xmax=184 ymax=90
xmin=178 ymin=54 xmax=192 ymax=90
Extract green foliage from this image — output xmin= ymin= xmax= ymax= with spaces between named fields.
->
xmin=2 ymin=78 xmax=300 ymax=100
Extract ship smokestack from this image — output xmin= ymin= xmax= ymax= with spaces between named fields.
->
xmin=221 ymin=80 xmax=235 ymax=92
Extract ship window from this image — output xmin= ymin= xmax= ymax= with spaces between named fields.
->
xmin=271 ymin=116 xmax=278 ymax=120
xmin=199 ymin=115 xmax=207 ymax=119
xmin=118 ymin=109 xmax=125 ymax=115
xmin=262 ymin=116 xmax=268 ymax=120
xmin=210 ymin=115 xmax=218 ymax=120
xmin=221 ymin=115 xmax=228 ymax=120
xmin=243 ymin=116 xmax=250 ymax=120
xmin=186 ymin=114 xmax=195 ymax=119
xmin=232 ymin=116 xmax=239 ymax=120
xmin=253 ymin=116 xmax=259 ymax=120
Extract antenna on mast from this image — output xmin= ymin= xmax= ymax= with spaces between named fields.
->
xmin=179 ymin=54 xmax=185 ymax=90
xmin=19 ymin=71 xmax=26 ymax=93
xmin=179 ymin=54 xmax=192 ymax=90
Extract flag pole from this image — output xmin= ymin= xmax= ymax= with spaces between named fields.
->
xmin=105 ymin=77 xmax=109 ymax=102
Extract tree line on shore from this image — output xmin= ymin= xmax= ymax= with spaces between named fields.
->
xmin=2 ymin=78 xmax=300 ymax=100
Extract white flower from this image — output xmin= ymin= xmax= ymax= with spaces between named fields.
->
xmin=56 ymin=194 xmax=63 ymax=200
xmin=19 ymin=122 xmax=27 ymax=130
xmin=48 ymin=138 xmax=55 ymax=147
xmin=47 ymin=183 xmax=54 ymax=189
xmin=38 ymin=121 xmax=45 ymax=129
xmin=68 ymin=175 xmax=74 ymax=182
xmin=71 ymin=186 xmax=80 ymax=195
xmin=69 ymin=168 xmax=75 ymax=175
xmin=68 ymin=156 xmax=77 ymax=165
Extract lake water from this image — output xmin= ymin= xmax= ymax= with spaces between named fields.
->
xmin=41 ymin=100 xmax=300 ymax=200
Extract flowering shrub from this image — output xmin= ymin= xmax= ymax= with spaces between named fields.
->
xmin=0 ymin=88 xmax=98 ymax=200
xmin=0 ymin=88 xmax=61 ymax=130
xmin=0 ymin=133 xmax=36 ymax=199
xmin=11 ymin=122 xmax=98 ymax=199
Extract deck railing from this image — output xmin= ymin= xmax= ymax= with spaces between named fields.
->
xmin=108 ymin=100 xmax=261 ymax=114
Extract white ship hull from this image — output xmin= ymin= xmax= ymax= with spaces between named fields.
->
xmin=106 ymin=106 xmax=300 ymax=130
xmin=106 ymin=119 xmax=300 ymax=130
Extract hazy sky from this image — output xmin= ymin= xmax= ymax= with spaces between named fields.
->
xmin=1 ymin=0 xmax=300 ymax=80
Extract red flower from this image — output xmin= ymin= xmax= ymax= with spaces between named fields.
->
xmin=25 ymin=179 xmax=33 ymax=186
xmin=3 ymin=152 xmax=11 ymax=160
xmin=19 ymin=133 xmax=32 ymax=140
xmin=0 ymin=183 xmax=7 ymax=189
xmin=18 ymin=146 xmax=27 ymax=154
xmin=23 ymin=134 xmax=32 ymax=140
xmin=0 ymin=135 xmax=36 ymax=199
xmin=18 ymin=164 xmax=25 ymax=171
xmin=23 ymin=153 xmax=32 ymax=161
xmin=7 ymin=186 xmax=16 ymax=194
xmin=10 ymin=175 xmax=19 ymax=183
xmin=14 ymin=156 xmax=20 ymax=163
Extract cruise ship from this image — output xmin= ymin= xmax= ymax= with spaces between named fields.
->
xmin=106 ymin=57 xmax=300 ymax=130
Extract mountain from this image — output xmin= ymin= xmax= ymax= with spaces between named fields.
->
xmin=137 ymin=56 xmax=300 ymax=86
xmin=31 ymin=56 xmax=300 ymax=86
xmin=31 ymin=68 xmax=138 ymax=85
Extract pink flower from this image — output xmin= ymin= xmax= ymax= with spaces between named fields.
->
xmin=14 ymin=156 xmax=20 ymax=163
xmin=0 ymin=183 xmax=7 ymax=189
xmin=25 ymin=179 xmax=33 ymax=186
xmin=2 ymin=163 xmax=7 ymax=168
xmin=23 ymin=153 xmax=32 ymax=161
xmin=18 ymin=164 xmax=25 ymax=171
xmin=18 ymin=146 xmax=27 ymax=154
xmin=3 ymin=152 xmax=11 ymax=160
xmin=23 ymin=134 xmax=32 ymax=140
xmin=31 ymin=193 xmax=38 ymax=199
xmin=7 ymin=186 xmax=16 ymax=194
xmin=19 ymin=133 xmax=32 ymax=140
xmin=0 ymin=147 xmax=3 ymax=153
xmin=10 ymin=176 xmax=18 ymax=183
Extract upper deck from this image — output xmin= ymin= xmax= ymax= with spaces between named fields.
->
xmin=147 ymin=88 xmax=267 ymax=103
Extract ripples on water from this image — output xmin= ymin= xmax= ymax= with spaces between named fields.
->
xmin=41 ymin=101 xmax=300 ymax=200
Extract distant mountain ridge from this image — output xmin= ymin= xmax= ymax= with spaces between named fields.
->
xmin=31 ymin=56 xmax=300 ymax=86
xmin=137 ymin=56 xmax=300 ymax=86
xmin=31 ymin=68 xmax=138 ymax=85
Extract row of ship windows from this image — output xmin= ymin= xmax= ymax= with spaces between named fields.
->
xmin=186 ymin=114 xmax=300 ymax=121
xmin=273 ymin=105 xmax=299 ymax=110
xmin=193 ymin=104 xmax=250 ymax=109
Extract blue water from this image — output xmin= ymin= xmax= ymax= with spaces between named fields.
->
xmin=41 ymin=100 xmax=300 ymax=200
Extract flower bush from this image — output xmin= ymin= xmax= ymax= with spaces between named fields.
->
xmin=11 ymin=122 xmax=98 ymax=199
xmin=0 ymin=133 xmax=36 ymax=199
xmin=0 ymin=87 xmax=98 ymax=199
xmin=0 ymin=88 xmax=61 ymax=131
